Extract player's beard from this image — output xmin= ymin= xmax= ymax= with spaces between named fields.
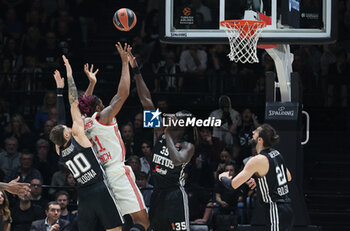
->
xmin=251 ymin=137 xmax=258 ymax=146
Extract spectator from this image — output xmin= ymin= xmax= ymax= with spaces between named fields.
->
xmin=10 ymin=197 xmax=44 ymax=231
xmin=215 ymin=163 xmax=242 ymax=214
xmin=3 ymin=38 xmax=23 ymax=72
xmin=29 ymin=178 xmax=48 ymax=214
xmin=0 ymin=137 xmax=21 ymax=175
xmin=209 ymin=95 xmax=240 ymax=148
xmin=0 ymin=57 xmax=18 ymax=102
xmin=135 ymin=171 xmax=153 ymax=210
xmin=139 ymin=141 xmax=153 ymax=176
xmin=20 ymin=26 xmax=41 ymax=56
xmin=30 ymin=201 xmax=72 ymax=231
xmin=179 ymin=45 xmax=208 ymax=92
xmin=38 ymin=31 xmax=61 ymax=73
xmin=196 ymin=127 xmax=223 ymax=168
xmin=213 ymin=149 xmax=234 ymax=180
xmin=48 ymin=163 xmax=67 ymax=198
xmin=0 ymin=189 xmax=12 ymax=231
xmin=63 ymin=173 xmax=77 ymax=206
xmin=230 ymin=108 xmax=260 ymax=166
xmin=156 ymin=98 xmax=170 ymax=113
xmin=207 ymin=44 xmax=231 ymax=97
xmin=34 ymin=91 xmax=56 ymax=131
xmin=2 ymin=113 xmax=34 ymax=151
xmin=121 ymin=123 xmax=137 ymax=159
xmin=4 ymin=8 xmax=23 ymax=39
xmin=126 ymin=155 xmax=142 ymax=174
xmin=39 ymin=119 xmax=56 ymax=141
xmin=0 ymin=18 xmax=10 ymax=57
xmin=33 ymin=139 xmax=57 ymax=185
xmin=5 ymin=152 xmax=43 ymax=184
xmin=55 ymin=191 xmax=77 ymax=229
xmin=154 ymin=51 xmax=183 ymax=93
xmin=133 ymin=113 xmax=153 ymax=153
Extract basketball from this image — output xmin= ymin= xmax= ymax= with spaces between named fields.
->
xmin=113 ymin=8 xmax=137 ymax=31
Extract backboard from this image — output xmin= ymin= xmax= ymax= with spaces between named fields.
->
xmin=160 ymin=0 xmax=337 ymax=45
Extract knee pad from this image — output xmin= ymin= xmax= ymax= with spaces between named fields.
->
xmin=129 ymin=224 xmax=145 ymax=231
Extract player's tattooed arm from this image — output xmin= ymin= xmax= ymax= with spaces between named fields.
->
xmin=62 ymin=55 xmax=78 ymax=104
xmin=164 ymin=128 xmax=195 ymax=166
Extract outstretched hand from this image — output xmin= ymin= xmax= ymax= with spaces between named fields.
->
xmin=115 ymin=42 xmax=130 ymax=63
xmin=62 ymin=55 xmax=72 ymax=77
xmin=7 ymin=176 xmax=31 ymax=200
xmin=127 ymin=46 xmax=137 ymax=68
xmin=53 ymin=70 xmax=64 ymax=88
xmin=84 ymin=63 xmax=99 ymax=84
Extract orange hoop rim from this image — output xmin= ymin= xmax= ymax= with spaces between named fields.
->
xmin=220 ymin=20 xmax=266 ymax=28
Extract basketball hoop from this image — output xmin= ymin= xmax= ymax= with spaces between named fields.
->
xmin=221 ymin=20 xmax=266 ymax=64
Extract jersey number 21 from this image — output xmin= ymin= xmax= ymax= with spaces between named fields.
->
xmin=276 ymin=164 xmax=287 ymax=186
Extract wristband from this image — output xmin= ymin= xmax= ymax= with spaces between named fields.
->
xmin=221 ymin=177 xmax=233 ymax=190
xmin=56 ymin=88 xmax=64 ymax=95
xmin=132 ymin=66 xmax=140 ymax=75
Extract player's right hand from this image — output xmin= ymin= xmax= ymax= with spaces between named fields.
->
xmin=115 ymin=42 xmax=130 ymax=63
xmin=53 ymin=70 xmax=64 ymax=88
xmin=62 ymin=55 xmax=72 ymax=77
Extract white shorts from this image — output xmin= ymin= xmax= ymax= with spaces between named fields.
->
xmin=105 ymin=165 xmax=146 ymax=216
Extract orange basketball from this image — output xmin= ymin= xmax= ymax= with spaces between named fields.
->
xmin=113 ymin=8 xmax=137 ymax=31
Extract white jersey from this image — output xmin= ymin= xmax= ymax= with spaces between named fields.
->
xmin=84 ymin=112 xmax=126 ymax=169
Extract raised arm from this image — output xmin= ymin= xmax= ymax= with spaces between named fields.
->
xmin=0 ymin=177 xmax=30 ymax=199
xmin=97 ymin=42 xmax=130 ymax=124
xmin=128 ymin=49 xmax=155 ymax=110
xmin=164 ymin=127 xmax=195 ymax=166
xmin=62 ymin=56 xmax=85 ymax=136
xmin=83 ymin=63 xmax=98 ymax=96
xmin=53 ymin=70 xmax=66 ymax=125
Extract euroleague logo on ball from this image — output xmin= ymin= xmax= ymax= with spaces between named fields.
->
xmin=183 ymin=7 xmax=191 ymax=16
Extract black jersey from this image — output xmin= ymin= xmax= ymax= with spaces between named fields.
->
xmin=256 ymin=148 xmax=291 ymax=203
xmin=151 ymin=134 xmax=187 ymax=189
xmin=60 ymin=136 xmax=104 ymax=187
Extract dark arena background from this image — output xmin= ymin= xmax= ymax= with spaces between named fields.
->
xmin=0 ymin=0 xmax=349 ymax=231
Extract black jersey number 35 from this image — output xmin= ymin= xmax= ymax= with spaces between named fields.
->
xmin=65 ymin=153 xmax=92 ymax=178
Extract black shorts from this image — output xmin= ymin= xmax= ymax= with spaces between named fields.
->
xmin=263 ymin=202 xmax=294 ymax=231
xmin=149 ymin=186 xmax=189 ymax=231
xmin=77 ymin=180 xmax=124 ymax=230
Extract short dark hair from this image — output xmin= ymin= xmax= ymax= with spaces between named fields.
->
xmin=258 ymin=124 xmax=280 ymax=147
xmin=49 ymin=124 xmax=66 ymax=147
xmin=55 ymin=190 xmax=69 ymax=200
xmin=46 ymin=201 xmax=60 ymax=211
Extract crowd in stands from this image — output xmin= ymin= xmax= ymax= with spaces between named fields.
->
xmin=1 ymin=0 xmax=350 ymax=230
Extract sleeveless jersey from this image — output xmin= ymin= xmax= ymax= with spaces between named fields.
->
xmin=151 ymin=134 xmax=187 ymax=189
xmin=59 ymin=136 xmax=105 ymax=187
xmin=84 ymin=112 xmax=126 ymax=168
xmin=256 ymin=148 xmax=291 ymax=203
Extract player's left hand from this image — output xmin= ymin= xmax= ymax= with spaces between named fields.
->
xmin=62 ymin=55 xmax=72 ymax=77
xmin=246 ymin=178 xmax=256 ymax=189
xmin=219 ymin=171 xmax=232 ymax=181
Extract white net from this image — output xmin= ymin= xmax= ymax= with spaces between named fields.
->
xmin=221 ymin=20 xmax=265 ymax=64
